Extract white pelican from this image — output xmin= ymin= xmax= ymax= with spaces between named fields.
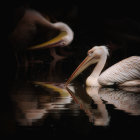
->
xmin=28 ymin=20 xmax=74 ymax=50
xmin=10 ymin=9 xmax=74 ymax=67
xmin=66 ymin=46 xmax=140 ymax=87
xmin=11 ymin=9 xmax=74 ymax=50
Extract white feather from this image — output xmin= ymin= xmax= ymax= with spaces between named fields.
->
xmin=99 ymin=56 xmax=140 ymax=86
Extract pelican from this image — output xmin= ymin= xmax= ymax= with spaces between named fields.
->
xmin=66 ymin=45 xmax=140 ymax=87
xmin=11 ymin=9 xmax=74 ymax=50
xmin=10 ymin=9 xmax=74 ymax=67
xmin=28 ymin=19 xmax=74 ymax=50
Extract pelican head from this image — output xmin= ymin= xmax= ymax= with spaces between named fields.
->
xmin=28 ymin=22 xmax=74 ymax=50
xmin=53 ymin=22 xmax=74 ymax=46
xmin=65 ymin=46 xmax=109 ymax=86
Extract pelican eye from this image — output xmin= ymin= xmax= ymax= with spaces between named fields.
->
xmin=59 ymin=40 xmax=66 ymax=47
xmin=88 ymin=50 xmax=94 ymax=56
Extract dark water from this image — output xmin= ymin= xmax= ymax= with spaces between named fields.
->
xmin=3 ymin=59 xmax=140 ymax=138
xmin=2 ymin=1 xmax=140 ymax=139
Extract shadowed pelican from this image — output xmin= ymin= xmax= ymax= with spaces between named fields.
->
xmin=10 ymin=9 xmax=74 ymax=67
xmin=66 ymin=46 xmax=140 ymax=87
xmin=11 ymin=9 xmax=74 ymax=50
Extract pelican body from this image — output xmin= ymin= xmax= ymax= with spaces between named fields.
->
xmin=66 ymin=46 xmax=140 ymax=87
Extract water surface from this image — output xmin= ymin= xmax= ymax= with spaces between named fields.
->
xmin=3 ymin=60 xmax=140 ymax=139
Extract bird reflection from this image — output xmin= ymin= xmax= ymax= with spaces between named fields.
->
xmin=66 ymin=85 xmax=140 ymax=126
xmin=86 ymin=87 xmax=110 ymax=126
xmin=11 ymin=82 xmax=46 ymax=126
xmin=66 ymin=86 xmax=110 ymax=126
xmin=11 ymin=79 xmax=140 ymax=127
xmin=11 ymin=81 xmax=72 ymax=126
xmin=99 ymin=87 xmax=140 ymax=115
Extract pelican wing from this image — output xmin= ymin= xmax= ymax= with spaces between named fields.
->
xmin=98 ymin=56 xmax=140 ymax=86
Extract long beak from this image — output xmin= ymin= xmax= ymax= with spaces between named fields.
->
xmin=65 ymin=55 xmax=97 ymax=86
xmin=28 ymin=31 xmax=67 ymax=50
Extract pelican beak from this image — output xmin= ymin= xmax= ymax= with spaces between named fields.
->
xmin=65 ymin=54 xmax=97 ymax=86
xmin=28 ymin=31 xmax=67 ymax=50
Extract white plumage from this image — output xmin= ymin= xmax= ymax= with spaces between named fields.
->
xmin=99 ymin=56 xmax=140 ymax=86
xmin=66 ymin=46 xmax=140 ymax=87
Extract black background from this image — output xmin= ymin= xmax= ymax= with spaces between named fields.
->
xmin=1 ymin=0 xmax=140 ymax=139
xmin=3 ymin=0 xmax=140 ymax=75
